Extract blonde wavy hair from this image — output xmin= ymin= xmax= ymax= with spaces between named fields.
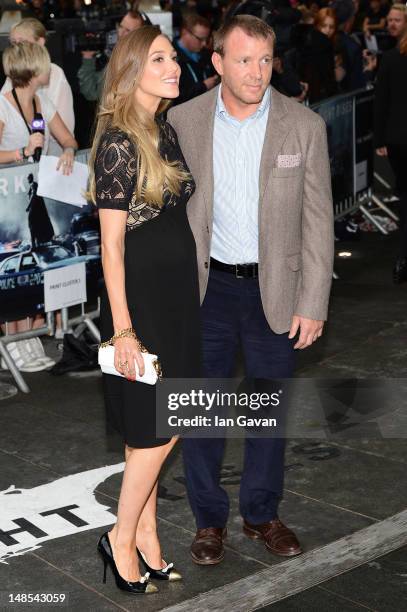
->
xmin=87 ymin=26 xmax=189 ymax=207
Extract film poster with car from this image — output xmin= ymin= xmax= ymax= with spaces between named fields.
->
xmin=0 ymin=150 xmax=102 ymax=322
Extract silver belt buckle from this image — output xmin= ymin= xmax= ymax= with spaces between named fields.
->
xmin=235 ymin=264 xmax=244 ymax=279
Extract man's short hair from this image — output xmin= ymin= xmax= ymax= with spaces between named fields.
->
xmin=389 ymin=3 xmax=407 ymax=18
xmin=214 ymin=15 xmax=276 ymax=57
xmin=2 ymin=41 xmax=50 ymax=88
xmin=182 ymin=12 xmax=211 ymax=32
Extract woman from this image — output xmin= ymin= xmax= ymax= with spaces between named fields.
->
xmin=2 ymin=18 xmax=75 ymax=157
xmin=374 ymin=27 xmax=407 ymax=282
xmin=314 ymin=8 xmax=348 ymax=88
xmin=88 ymin=26 xmax=200 ymax=594
xmin=0 ymin=42 xmax=77 ymax=167
xmin=296 ymin=8 xmax=338 ymax=102
xmin=2 ymin=20 xmax=76 ymax=340
xmin=363 ymin=0 xmax=387 ymax=39
xmin=0 ymin=42 xmax=78 ymax=372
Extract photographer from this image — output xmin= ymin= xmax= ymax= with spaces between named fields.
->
xmin=77 ymin=8 xmax=144 ymax=102
xmin=1 ymin=18 xmax=75 ymax=156
xmin=172 ymin=13 xmax=219 ymax=104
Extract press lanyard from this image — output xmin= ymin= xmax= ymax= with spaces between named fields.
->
xmin=11 ymin=88 xmax=37 ymax=135
xmin=186 ymin=62 xmax=208 ymax=84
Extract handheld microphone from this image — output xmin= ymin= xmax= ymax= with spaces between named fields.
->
xmin=31 ymin=113 xmax=45 ymax=162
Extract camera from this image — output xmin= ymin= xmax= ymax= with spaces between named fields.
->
xmin=49 ymin=16 xmax=121 ymax=57
xmin=225 ymin=0 xmax=302 ymax=53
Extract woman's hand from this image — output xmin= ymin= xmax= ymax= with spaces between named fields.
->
xmin=114 ymin=336 xmax=145 ymax=381
xmin=376 ymin=146 xmax=388 ymax=156
xmin=56 ymin=148 xmax=75 ymax=175
xmin=25 ymin=132 xmax=44 ymax=156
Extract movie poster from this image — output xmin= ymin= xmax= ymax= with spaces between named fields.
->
xmin=354 ymin=89 xmax=375 ymax=200
xmin=0 ymin=151 xmax=102 ymax=322
xmin=312 ymin=93 xmax=355 ymax=215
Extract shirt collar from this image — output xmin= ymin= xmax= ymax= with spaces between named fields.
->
xmin=216 ymin=85 xmax=271 ymax=122
xmin=176 ymin=40 xmax=200 ymax=63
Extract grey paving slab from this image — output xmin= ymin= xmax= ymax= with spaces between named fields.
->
xmin=0 ymin=367 xmax=105 ymax=427
xmin=318 ymin=323 xmax=407 ymax=377
xmin=328 ymin=439 xmax=407 ymax=465
xmin=295 ymin=316 xmax=396 ymax=372
xmin=0 ymin=402 xmax=123 ymax=474
xmin=25 ymin=526 xmax=264 ymax=612
xmin=295 ymin=292 xmax=407 ymax=372
xmin=258 ymin=587 xmax=372 ymax=611
xmin=160 ymin=511 xmax=407 ymax=612
xmin=0 ymin=448 xmax=59 ymax=491
xmin=320 ymin=546 xmax=407 ymax=612
xmin=0 ymin=549 xmax=121 ymax=612
xmin=283 ymin=439 xmax=407 ymax=520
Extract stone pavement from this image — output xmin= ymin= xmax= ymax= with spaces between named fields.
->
xmin=1 ymin=204 xmax=406 ymax=611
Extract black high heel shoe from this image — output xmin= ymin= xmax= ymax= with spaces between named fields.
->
xmin=137 ymin=546 xmax=182 ymax=581
xmin=97 ymin=532 xmax=158 ymax=594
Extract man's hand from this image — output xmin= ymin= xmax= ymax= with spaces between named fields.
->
xmin=376 ymin=146 xmax=388 ymax=156
xmin=289 ymin=315 xmax=324 ymax=349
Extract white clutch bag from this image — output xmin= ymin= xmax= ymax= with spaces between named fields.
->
xmin=98 ymin=344 xmax=162 ymax=385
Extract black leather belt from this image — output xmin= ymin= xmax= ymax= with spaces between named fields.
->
xmin=210 ymin=257 xmax=258 ymax=279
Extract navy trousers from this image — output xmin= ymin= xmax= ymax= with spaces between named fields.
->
xmin=182 ymin=268 xmax=296 ymax=528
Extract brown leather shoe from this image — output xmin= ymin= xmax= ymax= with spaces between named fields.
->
xmin=243 ymin=519 xmax=302 ymax=557
xmin=190 ymin=527 xmax=227 ymax=565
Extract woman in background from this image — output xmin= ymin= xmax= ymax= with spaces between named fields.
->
xmin=0 ymin=42 xmax=77 ymax=372
xmin=2 ymin=18 xmax=75 ymax=157
xmin=296 ymin=7 xmax=338 ymax=102
xmin=2 ymin=18 xmax=76 ymax=340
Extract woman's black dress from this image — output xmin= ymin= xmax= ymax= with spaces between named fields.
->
xmin=95 ymin=119 xmax=201 ymax=448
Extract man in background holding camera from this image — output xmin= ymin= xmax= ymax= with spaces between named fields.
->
xmin=77 ymin=8 xmax=144 ymax=102
xmin=172 ymin=13 xmax=219 ymax=105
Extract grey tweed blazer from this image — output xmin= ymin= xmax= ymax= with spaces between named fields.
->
xmin=168 ymin=86 xmax=334 ymax=333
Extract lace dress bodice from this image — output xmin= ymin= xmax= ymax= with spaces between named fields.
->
xmin=95 ymin=119 xmax=195 ymax=230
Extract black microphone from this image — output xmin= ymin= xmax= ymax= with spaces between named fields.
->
xmin=31 ymin=113 xmax=45 ymax=162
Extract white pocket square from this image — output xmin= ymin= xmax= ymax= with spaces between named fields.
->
xmin=277 ymin=154 xmax=302 ymax=168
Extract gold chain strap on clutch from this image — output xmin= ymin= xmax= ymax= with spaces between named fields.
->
xmin=99 ymin=328 xmax=162 ymax=380
xmin=99 ymin=327 xmax=137 ymax=349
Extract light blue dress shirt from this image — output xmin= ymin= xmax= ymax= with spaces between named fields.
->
xmin=211 ymin=85 xmax=271 ymax=264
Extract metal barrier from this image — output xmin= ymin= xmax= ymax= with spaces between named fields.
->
xmin=0 ymin=149 xmax=100 ymax=393
xmin=0 ymin=88 xmax=400 ymax=392
xmin=311 ymin=88 xmax=398 ymax=233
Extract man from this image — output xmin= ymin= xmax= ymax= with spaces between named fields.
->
xmin=168 ymin=15 xmax=334 ymax=565
xmin=386 ymin=3 xmax=407 ymax=45
xmin=330 ymin=0 xmax=366 ymax=91
xmin=173 ymin=13 xmax=218 ymax=104
xmin=77 ymin=9 xmax=144 ymax=102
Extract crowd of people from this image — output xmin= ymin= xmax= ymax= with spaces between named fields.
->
xmin=0 ymin=0 xmax=406 ymax=373
xmin=1 ymin=1 xmax=406 ymax=138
